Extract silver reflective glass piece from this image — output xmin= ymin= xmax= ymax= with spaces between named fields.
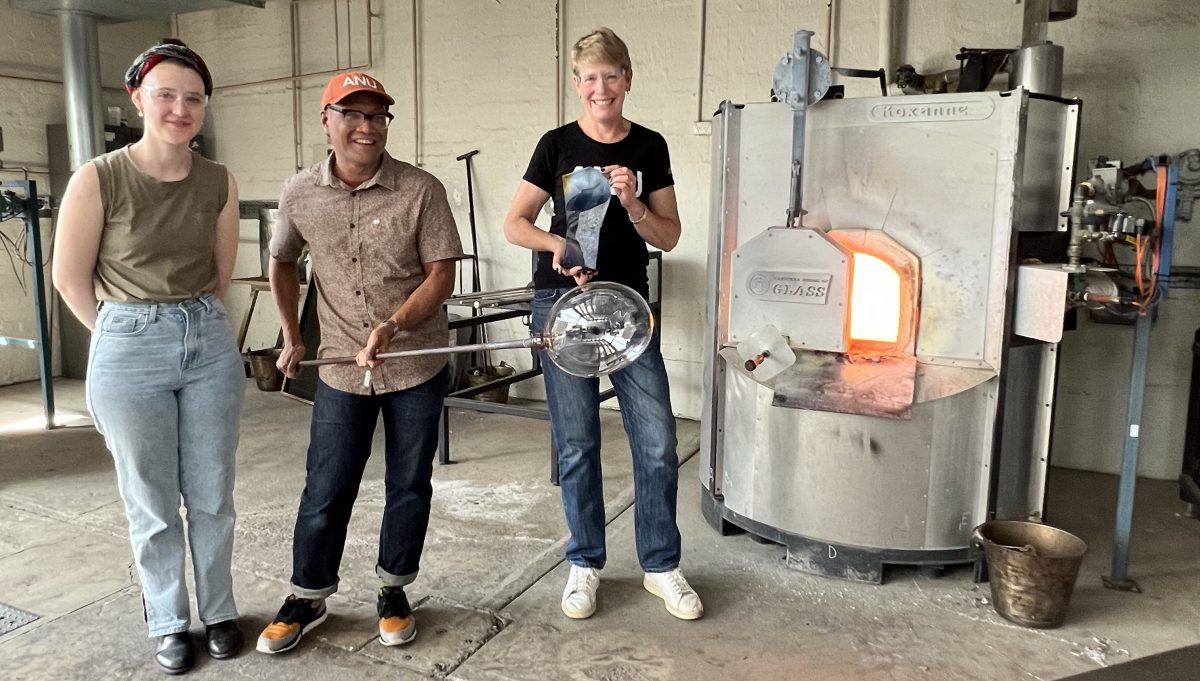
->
xmin=561 ymin=166 xmax=610 ymax=273
xmin=543 ymin=282 xmax=653 ymax=377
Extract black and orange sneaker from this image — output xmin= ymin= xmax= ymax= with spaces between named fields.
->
xmin=256 ymin=595 xmax=327 ymax=654
xmin=377 ymin=587 xmax=416 ymax=646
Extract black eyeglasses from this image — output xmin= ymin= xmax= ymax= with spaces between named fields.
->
xmin=325 ymin=104 xmax=394 ymax=129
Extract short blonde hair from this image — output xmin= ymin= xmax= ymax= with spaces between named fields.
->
xmin=571 ymin=27 xmax=632 ymax=77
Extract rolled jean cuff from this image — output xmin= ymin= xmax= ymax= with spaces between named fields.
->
xmin=291 ymin=580 xmax=338 ymax=600
xmin=376 ymin=565 xmax=417 ymax=588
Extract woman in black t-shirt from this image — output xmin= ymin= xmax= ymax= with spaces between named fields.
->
xmin=503 ymin=27 xmax=703 ymax=623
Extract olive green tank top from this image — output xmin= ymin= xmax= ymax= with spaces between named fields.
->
xmin=92 ymin=146 xmax=229 ymax=303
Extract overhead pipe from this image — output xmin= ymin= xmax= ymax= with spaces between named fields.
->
xmin=344 ymin=0 xmax=352 ymax=68
xmin=555 ymin=0 xmax=565 ymax=127
xmin=878 ymin=0 xmax=894 ymax=87
xmin=1009 ymin=0 xmax=1068 ymax=96
xmin=825 ymin=0 xmax=837 ymax=72
xmin=412 ymin=0 xmax=421 ymax=165
xmin=214 ymin=0 xmax=379 ymax=92
xmin=57 ymin=10 xmax=105 ymax=171
xmin=695 ymin=0 xmax=707 ymax=122
xmin=251 ymin=0 xmax=382 ymax=170
xmin=290 ymin=0 xmax=303 ymax=171
xmin=1021 ymin=0 xmax=1051 ymax=46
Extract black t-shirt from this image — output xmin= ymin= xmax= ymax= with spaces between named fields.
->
xmin=522 ymin=121 xmax=673 ymax=300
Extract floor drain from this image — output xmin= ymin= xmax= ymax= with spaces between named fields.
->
xmin=0 ymin=603 xmax=39 ymax=635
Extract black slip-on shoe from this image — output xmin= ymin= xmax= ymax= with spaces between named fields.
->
xmin=205 ymin=620 xmax=244 ymax=659
xmin=155 ymin=632 xmax=195 ymax=675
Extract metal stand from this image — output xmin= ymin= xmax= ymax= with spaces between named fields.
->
xmin=455 ymin=150 xmax=488 ymax=370
xmin=1103 ymin=310 xmax=1151 ymax=592
xmin=1102 ymin=156 xmax=1179 ymax=592
xmin=455 ymin=150 xmax=482 ymax=295
xmin=0 ymin=180 xmax=55 ymax=429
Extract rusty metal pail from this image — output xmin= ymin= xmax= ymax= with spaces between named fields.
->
xmin=972 ymin=520 xmax=1087 ymax=628
xmin=246 ymin=348 xmax=284 ymax=392
xmin=464 ymin=363 xmax=515 ymax=403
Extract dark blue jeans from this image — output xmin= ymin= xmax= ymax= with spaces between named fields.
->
xmin=533 ymin=287 xmax=681 ymax=572
xmin=290 ymin=368 xmax=448 ymax=598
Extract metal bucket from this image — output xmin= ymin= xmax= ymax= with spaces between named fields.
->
xmin=246 ymin=348 xmax=284 ymax=392
xmin=973 ymin=520 xmax=1087 ymax=628
xmin=464 ymin=363 xmax=515 ymax=403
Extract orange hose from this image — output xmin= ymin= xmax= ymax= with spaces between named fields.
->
xmin=1135 ymin=234 xmax=1146 ymax=306
xmin=1148 ymin=165 xmax=1167 ymax=308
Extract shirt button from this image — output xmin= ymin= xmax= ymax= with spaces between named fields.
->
xmin=352 ymin=257 xmax=358 ymax=263
xmin=355 ymin=290 xmax=361 ymax=296
xmin=362 ymin=322 xmax=369 ymax=328
xmin=349 ymin=223 xmax=355 ymax=229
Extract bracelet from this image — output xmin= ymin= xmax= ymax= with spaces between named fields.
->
xmin=381 ymin=318 xmax=398 ymax=333
xmin=629 ymin=204 xmax=649 ymax=224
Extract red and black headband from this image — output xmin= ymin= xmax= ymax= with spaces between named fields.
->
xmin=124 ymin=41 xmax=213 ymax=97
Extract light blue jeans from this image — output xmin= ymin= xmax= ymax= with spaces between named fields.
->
xmin=532 ymin=287 xmax=681 ymax=572
xmin=86 ymin=293 xmax=244 ymax=637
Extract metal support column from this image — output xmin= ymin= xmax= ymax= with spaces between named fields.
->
xmin=2 ymin=180 xmax=56 ymax=429
xmin=1104 ymin=310 xmax=1151 ymax=592
xmin=27 ymin=183 xmax=55 ymax=429
xmin=57 ymin=10 xmax=105 ymax=171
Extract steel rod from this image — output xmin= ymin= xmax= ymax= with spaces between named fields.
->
xmin=472 ymin=292 xmax=535 ymax=310
xmin=786 ymin=30 xmax=812 ymax=228
xmin=299 ymin=337 xmax=544 ymax=367
xmin=447 ymin=285 xmax=533 ymax=304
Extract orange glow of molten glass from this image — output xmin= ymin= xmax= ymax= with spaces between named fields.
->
xmin=849 ymin=253 xmax=900 ymax=343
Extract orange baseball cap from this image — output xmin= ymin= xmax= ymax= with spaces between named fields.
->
xmin=320 ymin=71 xmax=394 ymax=109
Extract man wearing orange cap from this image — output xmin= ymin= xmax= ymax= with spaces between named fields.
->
xmin=257 ymin=71 xmax=463 ymax=654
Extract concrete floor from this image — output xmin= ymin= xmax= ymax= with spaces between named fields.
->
xmin=1 ymin=378 xmax=1199 ymax=680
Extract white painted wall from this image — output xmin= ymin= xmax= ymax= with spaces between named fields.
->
xmin=3 ymin=0 xmax=1198 ymax=479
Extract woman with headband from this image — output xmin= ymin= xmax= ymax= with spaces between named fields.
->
xmin=53 ymin=40 xmax=244 ymax=674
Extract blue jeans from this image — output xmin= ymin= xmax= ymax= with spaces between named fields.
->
xmin=532 ymin=287 xmax=681 ymax=572
xmin=85 ymin=294 xmax=244 ymax=637
xmin=290 ymin=368 xmax=448 ymax=599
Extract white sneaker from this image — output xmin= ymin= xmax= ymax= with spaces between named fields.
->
xmin=643 ymin=568 xmax=704 ymax=620
xmin=561 ymin=565 xmax=600 ymax=619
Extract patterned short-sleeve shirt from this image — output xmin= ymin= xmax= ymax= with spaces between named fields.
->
xmin=270 ymin=152 xmax=464 ymax=394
